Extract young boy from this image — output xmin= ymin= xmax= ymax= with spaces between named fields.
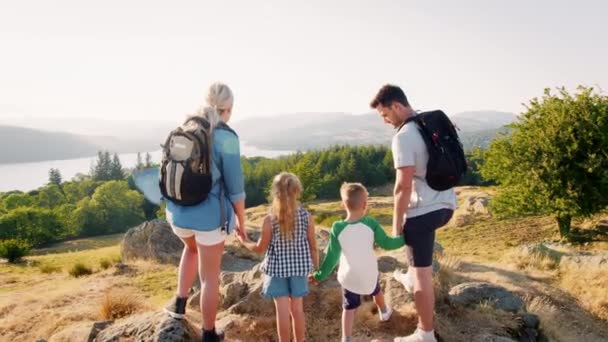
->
xmin=310 ymin=182 xmax=405 ymax=342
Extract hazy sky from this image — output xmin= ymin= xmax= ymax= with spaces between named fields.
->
xmin=1 ymin=0 xmax=606 ymax=123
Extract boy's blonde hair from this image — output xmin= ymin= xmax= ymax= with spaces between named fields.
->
xmin=270 ymin=172 xmax=303 ymax=239
xmin=340 ymin=182 xmax=368 ymax=211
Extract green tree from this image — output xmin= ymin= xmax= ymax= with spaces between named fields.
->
xmin=482 ymin=86 xmax=608 ymax=238
xmin=91 ymin=151 xmax=112 ymax=181
xmin=54 ymin=203 xmax=82 ymax=238
xmin=109 ymin=153 xmax=125 ymax=180
xmin=36 ymin=184 xmax=67 ymax=209
xmin=136 ymin=152 xmax=145 ymax=170
xmin=0 ymin=207 xmax=64 ymax=245
xmin=145 ymin=152 xmax=153 ymax=168
xmin=0 ymin=239 xmax=31 ymax=263
xmin=87 ymin=181 xmax=145 ymax=235
xmin=3 ymin=193 xmax=33 ymax=210
xmin=48 ymin=168 xmax=62 ymax=186
xmin=63 ymin=180 xmax=103 ymax=204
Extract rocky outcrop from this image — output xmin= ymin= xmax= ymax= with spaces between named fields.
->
xmin=448 ymin=282 xmax=524 ymax=313
xmin=94 ymin=312 xmax=198 ymax=342
xmin=121 ymin=220 xmax=183 ymax=265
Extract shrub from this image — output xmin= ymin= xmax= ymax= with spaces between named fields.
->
xmin=0 ymin=239 xmax=31 ymax=263
xmin=98 ymin=290 xmax=144 ymax=320
xmin=39 ymin=263 xmax=62 ymax=274
xmin=68 ymin=262 xmax=93 ymax=277
xmin=99 ymin=259 xmax=112 ymax=270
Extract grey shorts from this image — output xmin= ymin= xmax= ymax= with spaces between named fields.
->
xmin=403 ymin=209 xmax=453 ymax=267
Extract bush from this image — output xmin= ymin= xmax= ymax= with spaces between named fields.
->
xmin=69 ymin=262 xmax=93 ymax=277
xmin=99 ymin=259 xmax=112 ymax=270
xmin=98 ymin=290 xmax=144 ymax=320
xmin=39 ymin=263 xmax=62 ymax=274
xmin=0 ymin=239 xmax=31 ymax=263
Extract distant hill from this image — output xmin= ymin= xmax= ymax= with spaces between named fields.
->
xmin=0 ymin=125 xmax=159 ymax=164
xmin=233 ymin=111 xmax=516 ymax=151
xmin=0 ymin=111 xmax=516 ymax=163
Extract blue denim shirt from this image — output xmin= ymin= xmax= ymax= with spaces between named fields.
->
xmin=165 ymin=127 xmax=246 ymax=232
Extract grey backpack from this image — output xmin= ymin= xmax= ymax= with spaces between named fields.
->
xmin=159 ymin=116 xmax=213 ymax=206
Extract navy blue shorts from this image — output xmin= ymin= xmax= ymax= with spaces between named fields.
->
xmin=403 ymin=209 xmax=453 ymax=267
xmin=343 ymin=282 xmax=381 ymax=310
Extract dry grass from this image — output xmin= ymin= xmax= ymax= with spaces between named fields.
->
xmin=437 ymin=216 xmax=558 ymax=262
xmin=435 ymin=254 xmax=461 ymax=302
xmin=501 ymin=248 xmax=560 ymax=271
xmin=559 ymin=265 xmax=608 ymax=321
xmin=38 ymin=263 xmax=62 ymax=274
xmin=32 ymin=233 xmax=124 ymax=255
xmin=98 ymin=288 xmax=146 ymax=320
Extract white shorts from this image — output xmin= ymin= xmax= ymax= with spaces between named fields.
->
xmin=170 ymin=225 xmax=227 ymax=246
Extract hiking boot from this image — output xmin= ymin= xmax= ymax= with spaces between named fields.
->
xmin=163 ymin=296 xmax=188 ymax=319
xmin=202 ymin=328 xmax=225 ymax=342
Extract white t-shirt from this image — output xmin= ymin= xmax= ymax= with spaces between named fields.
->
xmin=391 ymin=120 xmax=458 ymax=218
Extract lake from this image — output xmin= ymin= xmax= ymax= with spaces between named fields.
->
xmin=0 ymin=143 xmax=292 ymax=192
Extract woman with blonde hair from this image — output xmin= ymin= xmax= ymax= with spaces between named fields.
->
xmin=238 ymin=172 xmax=319 ymax=342
xmin=164 ymin=82 xmax=246 ymax=342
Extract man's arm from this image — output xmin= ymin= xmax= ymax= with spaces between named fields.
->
xmin=393 ymin=166 xmax=415 ymax=236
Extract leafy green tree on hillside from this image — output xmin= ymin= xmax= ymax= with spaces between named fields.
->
xmin=62 ymin=180 xmax=103 ymax=204
xmin=36 ymin=184 xmax=66 ymax=209
xmin=145 ymin=152 xmax=154 ymax=168
xmin=482 ymin=86 xmax=608 ymax=238
xmin=0 ymin=207 xmax=63 ymax=246
xmin=91 ymin=151 xmax=112 ymax=181
xmin=85 ymin=181 xmax=145 ymax=235
xmin=109 ymin=153 xmax=125 ymax=180
xmin=136 ymin=152 xmax=145 ymax=170
xmin=2 ymin=193 xmax=33 ymax=210
xmin=48 ymin=168 xmax=62 ymax=186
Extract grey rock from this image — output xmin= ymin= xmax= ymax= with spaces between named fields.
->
xmin=520 ymin=313 xmax=540 ymax=329
xmin=560 ymin=254 xmax=608 ymax=270
xmin=518 ymin=328 xmax=538 ymax=342
xmin=477 ymin=335 xmax=517 ymax=342
xmin=87 ymin=320 xmax=113 ymax=342
xmin=448 ymin=282 xmax=524 ymax=313
xmin=120 ymin=220 xmax=183 ymax=265
xmin=94 ymin=311 xmax=198 ymax=342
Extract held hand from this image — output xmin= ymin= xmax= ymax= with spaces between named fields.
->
xmin=308 ymin=274 xmax=319 ymax=285
xmin=235 ymin=225 xmax=248 ymax=243
xmin=392 ymin=224 xmax=403 ymax=237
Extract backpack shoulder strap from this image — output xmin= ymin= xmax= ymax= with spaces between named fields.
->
xmin=184 ymin=116 xmax=211 ymax=130
xmin=397 ymin=113 xmax=420 ymax=132
xmin=215 ymin=122 xmax=238 ymax=137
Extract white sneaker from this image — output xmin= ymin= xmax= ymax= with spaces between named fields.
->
xmin=393 ymin=269 xmax=414 ymax=293
xmin=394 ymin=328 xmax=437 ymax=342
xmin=379 ymin=305 xmax=393 ymax=321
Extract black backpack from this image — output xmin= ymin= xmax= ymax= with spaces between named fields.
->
xmin=400 ymin=110 xmax=467 ymax=191
xmin=159 ymin=116 xmax=236 ymax=206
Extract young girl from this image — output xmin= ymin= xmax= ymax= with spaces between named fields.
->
xmin=237 ymin=172 xmax=318 ymax=342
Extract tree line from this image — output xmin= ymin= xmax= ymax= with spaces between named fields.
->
xmin=9 ymin=85 xmax=603 ymax=254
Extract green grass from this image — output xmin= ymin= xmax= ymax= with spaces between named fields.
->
xmin=31 ymin=233 xmax=124 ymax=255
xmin=133 ymin=267 xmax=177 ymax=307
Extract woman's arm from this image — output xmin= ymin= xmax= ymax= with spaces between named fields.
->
xmin=307 ymin=212 xmax=319 ymax=270
xmin=232 ymin=199 xmax=246 ymax=236
xmin=240 ymin=215 xmax=272 ymax=254
xmin=218 ymin=130 xmax=246 ymax=233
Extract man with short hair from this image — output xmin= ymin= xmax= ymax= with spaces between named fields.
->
xmin=371 ymin=84 xmax=457 ymax=342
